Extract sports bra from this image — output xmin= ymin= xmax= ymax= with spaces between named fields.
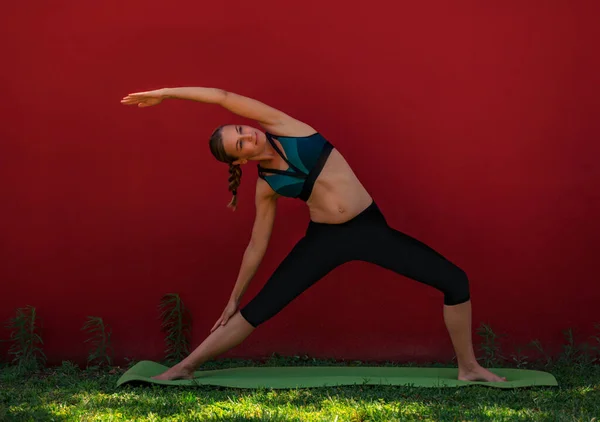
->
xmin=257 ymin=132 xmax=334 ymax=201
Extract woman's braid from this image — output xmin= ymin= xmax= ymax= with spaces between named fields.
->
xmin=209 ymin=125 xmax=244 ymax=211
xmin=228 ymin=163 xmax=242 ymax=210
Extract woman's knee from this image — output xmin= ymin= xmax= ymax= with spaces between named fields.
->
xmin=443 ymin=268 xmax=470 ymax=305
xmin=239 ymin=306 xmax=261 ymax=329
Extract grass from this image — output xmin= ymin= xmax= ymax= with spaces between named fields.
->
xmin=1 ymin=356 xmax=599 ymax=421
xmin=2 ymin=305 xmax=599 ymax=420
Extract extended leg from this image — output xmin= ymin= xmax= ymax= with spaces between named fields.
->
xmin=152 ymin=310 xmax=255 ymax=380
xmin=153 ymin=228 xmax=346 ymax=380
xmin=239 ymin=227 xmax=348 ymax=328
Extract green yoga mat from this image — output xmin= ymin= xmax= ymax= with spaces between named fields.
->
xmin=117 ymin=361 xmax=558 ymax=389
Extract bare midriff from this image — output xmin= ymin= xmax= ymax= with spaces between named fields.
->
xmin=305 ymin=149 xmax=373 ymax=224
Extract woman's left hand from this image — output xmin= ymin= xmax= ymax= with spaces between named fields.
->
xmin=121 ymin=89 xmax=168 ymax=107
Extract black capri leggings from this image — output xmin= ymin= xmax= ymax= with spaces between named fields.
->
xmin=240 ymin=201 xmax=470 ymax=328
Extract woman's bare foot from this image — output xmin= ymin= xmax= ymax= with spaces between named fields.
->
xmin=151 ymin=364 xmax=195 ymax=381
xmin=458 ymin=364 xmax=507 ymax=382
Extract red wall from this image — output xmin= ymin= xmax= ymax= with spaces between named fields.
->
xmin=1 ymin=1 xmax=599 ymax=366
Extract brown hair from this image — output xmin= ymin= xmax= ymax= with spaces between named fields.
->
xmin=208 ymin=125 xmax=242 ymax=211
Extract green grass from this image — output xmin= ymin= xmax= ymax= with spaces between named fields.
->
xmin=1 ymin=357 xmax=599 ymax=421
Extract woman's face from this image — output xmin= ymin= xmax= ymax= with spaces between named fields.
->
xmin=220 ymin=124 xmax=267 ymax=164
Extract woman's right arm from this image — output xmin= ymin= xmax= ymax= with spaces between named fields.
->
xmin=228 ymin=179 xmax=278 ymax=306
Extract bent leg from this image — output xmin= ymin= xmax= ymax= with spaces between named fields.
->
xmin=358 ymin=224 xmax=470 ymax=306
xmin=357 ymin=222 xmax=505 ymax=382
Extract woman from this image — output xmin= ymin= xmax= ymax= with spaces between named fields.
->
xmin=121 ymin=87 xmax=506 ymax=382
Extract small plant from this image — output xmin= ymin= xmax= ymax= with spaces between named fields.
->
xmin=158 ymin=293 xmax=192 ymax=365
xmin=60 ymin=360 xmax=80 ymax=376
xmin=475 ymin=322 xmax=506 ymax=367
xmin=557 ymin=328 xmax=578 ymax=364
xmin=581 ymin=323 xmax=600 ymax=365
xmin=124 ymin=356 xmax=139 ymax=370
xmin=574 ymin=342 xmax=597 ymax=366
xmin=529 ymin=339 xmax=553 ymax=368
xmin=590 ymin=322 xmax=600 ymax=360
xmin=4 ymin=305 xmax=46 ymax=373
xmin=0 ymin=337 xmax=10 ymax=365
xmin=509 ymin=345 xmax=529 ymax=369
xmin=81 ymin=316 xmax=113 ymax=368
xmin=556 ymin=327 xmax=598 ymax=366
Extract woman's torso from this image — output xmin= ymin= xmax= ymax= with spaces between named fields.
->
xmin=258 ymin=132 xmax=372 ymax=224
xmin=305 ymin=148 xmax=373 ymax=223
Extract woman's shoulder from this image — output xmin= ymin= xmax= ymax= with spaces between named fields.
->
xmin=261 ymin=118 xmax=317 ymax=138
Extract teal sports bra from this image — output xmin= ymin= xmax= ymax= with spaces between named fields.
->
xmin=257 ymin=132 xmax=334 ymax=201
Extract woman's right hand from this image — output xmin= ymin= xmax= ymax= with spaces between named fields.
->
xmin=121 ymin=88 xmax=169 ymax=107
xmin=210 ymin=300 xmax=239 ymax=333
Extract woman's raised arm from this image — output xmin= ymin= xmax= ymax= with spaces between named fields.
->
xmin=121 ymin=87 xmax=309 ymax=132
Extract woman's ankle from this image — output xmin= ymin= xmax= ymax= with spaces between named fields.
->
xmin=176 ymin=361 xmax=196 ymax=374
xmin=457 ymin=358 xmax=479 ymax=371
